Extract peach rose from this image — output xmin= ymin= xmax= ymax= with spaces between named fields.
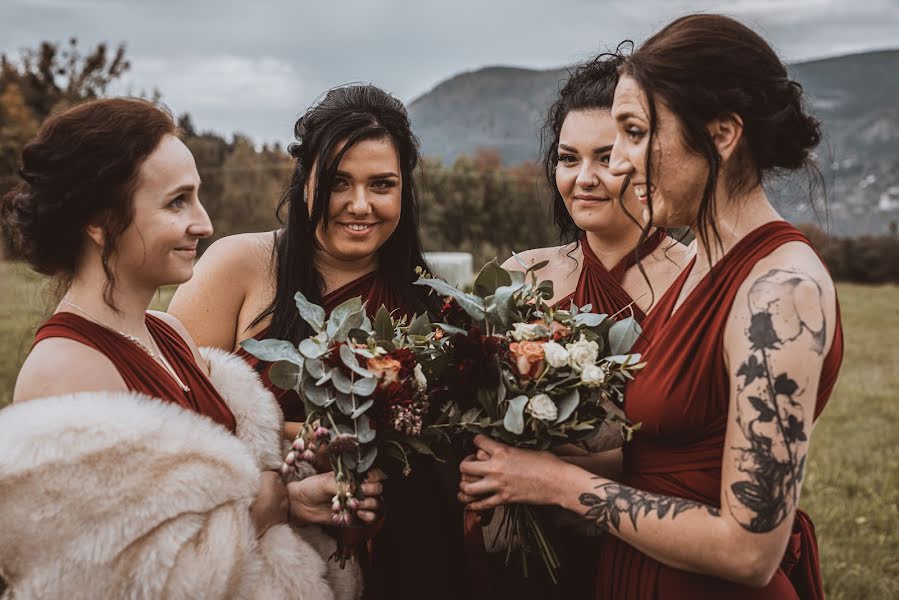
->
xmin=509 ymin=340 xmax=546 ymax=380
xmin=367 ymin=356 xmax=403 ymax=384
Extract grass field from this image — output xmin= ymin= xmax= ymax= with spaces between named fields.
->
xmin=0 ymin=261 xmax=896 ymax=598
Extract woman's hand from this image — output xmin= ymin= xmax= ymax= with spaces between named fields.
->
xmin=250 ymin=470 xmax=290 ymax=537
xmin=287 ymin=469 xmax=385 ymax=526
xmin=458 ymin=435 xmax=568 ymax=511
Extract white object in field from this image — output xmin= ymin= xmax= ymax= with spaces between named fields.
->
xmin=425 ymin=252 xmax=473 ymax=287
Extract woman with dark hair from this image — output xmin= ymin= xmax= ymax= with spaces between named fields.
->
xmin=473 ymin=53 xmax=691 ymax=600
xmin=169 ymin=84 xmax=468 ymax=600
xmin=506 ymin=52 xmax=690 ymax=320
xmin=459 ymin=14 xmax=841 ymax=599
xmin=1 ymin=97 xmax=372 ymax=598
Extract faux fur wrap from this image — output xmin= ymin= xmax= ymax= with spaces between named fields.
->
xmin=0 ymin=347 xmax=362 ymax=599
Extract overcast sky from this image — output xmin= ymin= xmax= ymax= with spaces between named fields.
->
xmin=3 ymin=0 xmax=897 ymax=144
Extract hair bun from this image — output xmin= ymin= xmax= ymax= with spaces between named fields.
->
xmin=754 ymin=79 xmax=821 ymax=171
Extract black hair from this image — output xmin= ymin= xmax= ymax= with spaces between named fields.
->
xmin=251 ymin=84 xmax=432 ymax=343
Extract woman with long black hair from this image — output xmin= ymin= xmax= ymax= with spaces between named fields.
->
xmin=170 ymin=84 xmax=469 ymax=600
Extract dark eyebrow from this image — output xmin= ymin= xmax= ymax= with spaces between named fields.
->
xmin=334 ymin=170 xmax=400 ymax=180
xmin=558 ymin=143 xmax=613 ymax=154
xmin=615 ymin=111 xmax=640 ymax=122
xmin=166 ymin=183 xmax=197 ymax=196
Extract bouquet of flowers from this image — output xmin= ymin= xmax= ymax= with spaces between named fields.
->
xmin=419 ymin=258 xmax=645 ymax=581
xmin=240 ymin=293 xmax=440 ymax=566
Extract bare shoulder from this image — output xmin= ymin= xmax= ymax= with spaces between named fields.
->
xmin=13 ymin=338 xmax=127 ymax=403
xmin=198 ymin=231 xmax=276 ymax=278
xmin=501 ymin=244 xmax=581 ymax=302
xmin=169 ymin=231 xmax=278 ymax=350
xmin=501 ymin=244 xmax=579 ymax=272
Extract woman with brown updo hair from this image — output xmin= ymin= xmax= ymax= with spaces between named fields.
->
xmin=458 ymin=15 xmax=841 ymax=599
xmin=0 ymin=97 xmax=375 ymax=598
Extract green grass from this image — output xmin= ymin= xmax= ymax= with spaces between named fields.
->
xmin=0 ymin=263 xmax=896 ymax=598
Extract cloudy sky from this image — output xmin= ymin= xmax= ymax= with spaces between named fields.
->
xmin=3 ymin=0 xmax=897 ymax=144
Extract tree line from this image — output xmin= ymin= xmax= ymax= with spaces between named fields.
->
xmin=1 ymin=40 xmax=896 ymax=283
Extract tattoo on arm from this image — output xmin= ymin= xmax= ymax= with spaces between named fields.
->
xmin=579 ymin=481 xmax=720 ymax=533
xmin=729 ymin=269 xmax=826 ymax=533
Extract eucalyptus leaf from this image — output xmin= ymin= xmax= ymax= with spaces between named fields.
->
xmin=414 ymin=278 xmax=486 ymax=322
xmin=536 ymin=279 xmax=554 ymax=299
xmin=351 ymin=376 xmax=378 ymax=397
xmin=294 ymin=291 xmax=326 ymax=333
xmin=554 ymin=388 xmax=580 ymax=424
xmin=351 ymin=398 xmax=374 ymax=419
xmin=473 ymin=260 xmax=513 ymax=297
xmin=503 ymin=395 xmax=529 ymax=435
xmin=374 ymin=306 xmax=394 ymax=341
xmin=526 ymin=259 xmax=549 ymax=273
xmin=340 ymin=344 xmax=374 ymax=377
xmin=302 ymin=377 xmax=330 ymax=406
xmin=605 ymin=354 xmax=640 ymax=365
xmin=408 ymin=312 xmax=430 ymax=337
xmin=357 ymin=414 xmax=375 ymax=443
xmin=609 ymin=317 xmax=642 ymax=355
xmin=305 ymin=358 xmax=325 ymax=379
xmin=239 ymin=338 xmax=303 ymax=366
xmin=358 ymin=446 xmax=378 ymax=472
xmin=268 ymin=360 xmax=301 ymax=391
xmin=342 ymin=450 xmax=358 ymax=470
xmin=347 ymin=328 xmax=370 ymax=344
xmin=573 ymin=312 xmax=608 ymax=328
xmin=299 ymin=337 xmax=327 ymax=359
xmin=332 ymin=370 xmax=353 ymax=394
xmin=327 ymin=297 xmax=365 ymax=338
xmin=336 ymin=391 xmax=355 ymax=415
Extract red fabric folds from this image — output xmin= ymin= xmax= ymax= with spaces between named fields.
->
xmin=34 ymin=312 xmax=237 ymax=432
xmin=554 ymin=228 xmax=668 ymax=320
xmin=595 ymin=221 xmax=842 ymax=599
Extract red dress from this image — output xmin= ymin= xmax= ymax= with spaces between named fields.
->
xmin=595 ymin=221 xmax=843 ymax=599
xmin=473 ymin=230 xmax=672 ymax=600
xmin=235 ymin=272 xmax=469 ymax=600
xmin=554 ymin=228 xmax=668 ymax=320
xmin=33 ymin=312 xmax=237 ymax=433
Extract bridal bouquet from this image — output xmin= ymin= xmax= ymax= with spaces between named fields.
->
xmin=241 ymin=294 xmax=440 ymax=566
xmin=419 ymin=258 xmax=644 ymax=581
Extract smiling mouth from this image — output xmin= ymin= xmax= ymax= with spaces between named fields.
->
xmin=340 ymin=222 xmax=377 ymax=233
xmin=632 ymin=184 xmax=656 ymax=199
xmin=574 ymin=195 xmax=612 ymax=202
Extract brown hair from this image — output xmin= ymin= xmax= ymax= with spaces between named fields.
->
xmin=0 ymin=97 xmax=177 ymax=307
xmin=620 ymin=14 xmax=822 ymax=259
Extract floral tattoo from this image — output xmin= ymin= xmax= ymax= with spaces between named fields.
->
xmin=579 ymin=481 xmax=719 ymax=533
xmin=729 ymin=269 xmax=826 ymax=533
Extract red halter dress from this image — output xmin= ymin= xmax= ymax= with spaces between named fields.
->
xmin=34 ymin=312 xmax=237 ymax=432
xmin=595 ymin=221 xmax=843 ymax=599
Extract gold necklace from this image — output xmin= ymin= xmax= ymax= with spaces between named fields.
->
xmin=59 ymin=299 xmax=191 ymax=393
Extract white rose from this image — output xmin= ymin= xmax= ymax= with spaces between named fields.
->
xmin=413 ymin=363 xmax=428 ymax=390
xmin=566 ymin=335 xmax=599 ymax=372
xmin=580 ymin=363 xmax=606 ymax=387
xmin=526 ymin=393 xmax=558 ymax=421
xmin=543 ymin=341 xmax=569 ymax=369
xmin=511 ymin=322 xmax=542 ymax=341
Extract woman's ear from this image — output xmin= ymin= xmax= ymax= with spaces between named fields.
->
xmin=85 ymin=222 xmax=105 ymax=248
xmin=707 ymin=112 xmax=744 ymax=163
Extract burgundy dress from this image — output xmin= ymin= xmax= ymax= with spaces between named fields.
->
xmin=235 ymin=272 xmax=470 ymax=600
xmin=595 ymin=221 xmax=843 ymax=599
xmin=33 ymin=312 xmax=237 ymax=433
xmin=554 ymin=228 xmax=669 ymax=320
xmin=471 ymin=230 xmax=672 ymax=600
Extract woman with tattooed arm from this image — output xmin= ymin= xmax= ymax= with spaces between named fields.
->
xmin=458 ymin=14 xmax=842 ymax=599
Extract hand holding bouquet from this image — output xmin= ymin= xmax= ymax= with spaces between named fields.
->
xmin=419 ymin=258 xmax=644 ymax=581
xmin=241 ymin=294 xmax=440 ymax=566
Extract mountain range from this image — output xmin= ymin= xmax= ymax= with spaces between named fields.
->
xmin=408 ymin=50 xmax=899 ymax=236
